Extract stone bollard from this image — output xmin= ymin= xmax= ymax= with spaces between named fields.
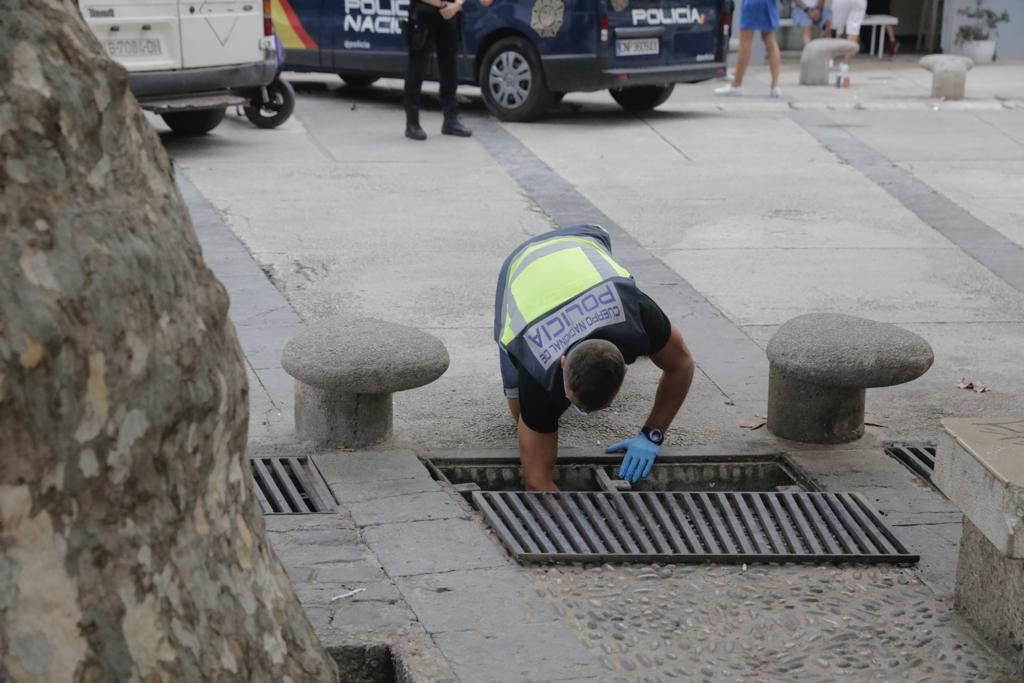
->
xmin=919 ymin=55 xmax=974 ymax=100
xmin=934 ymin=417 xmax=1024 ymax=674
xmin=766 ymin=313 xmax=933 ymax=443
xmin=282 ymin=318 xmax=449 ymax=448
xmin=799 ymin=38 xmax=859 ymax=86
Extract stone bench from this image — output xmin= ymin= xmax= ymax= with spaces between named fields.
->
xmin=919 ymin=54 xmax=974 ymax=101
xmin=934 ymin=417 xmax=1024 ymax=672
xmin=799 ymin=38 xmax=859 ymax=86
xmin=282 ymin=318 xmax=449 ymax=448
xmin=765 ymin=313 xmax=933 ymax=443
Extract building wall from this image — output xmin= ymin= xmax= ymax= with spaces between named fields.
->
xmin=942 ymin=0 xmax=1023 ymax=60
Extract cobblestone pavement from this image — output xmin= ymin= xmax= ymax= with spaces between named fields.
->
xmin=530 ymin=563 xmax=1019 ymax=682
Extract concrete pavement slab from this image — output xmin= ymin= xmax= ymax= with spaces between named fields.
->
xmin=159 ymin=111 xmax=330 ymax=165
xmin=362 ymin=518 xmax=509 ymax=577
xmin=903 ymin=160 xmax=1024 ymax=249
xmin=265 ymin=527 xmax=371 ymax=565
xmin=823 ymin=109 xmax=1024 ymax=162
xmin=795 ymin=110 xmax=1024 ymax=297
xmin=979 ymin=111 xmax=1024 ymax=145
xmin=293 ymin=580 xmax=404 ymax=607
xmin=246 ymin=363 xmax=284 ymax=441
xmin=396 ymin=567 xmax=558 ymax=634
xmin=251 ymin=365 xmax=294 ymax=418
xmin=665 ymin=246 xmax=1024 ymax=327
xmin=888 ymin=521 xmax=964 ymax=598
xmin=326 ymin=474 xmax=446 ymax=505
xmin=433 ymin=621 xmax=601 ymax=683
xmin=345 ymin=491 xmax=469 ymax=527
xmin=315 ymin=450 xmax=433 ymax=484
xmin=309 ymin=560 xmax=393 ymax=586
xmin=307 ymin=600 xmax=420 ymax=632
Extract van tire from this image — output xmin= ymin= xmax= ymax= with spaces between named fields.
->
xmin=244 ymin=78 xmax=296 ymax=129
xmin=609 ymin=84 xmax=675 ymax=112
xmin=161 ymin=108 xmax=227 ymax=136
xmin=340 ymin=74 xmax=379 ymax=88
xmin=480 ymin=37 xmax=552 ymax=122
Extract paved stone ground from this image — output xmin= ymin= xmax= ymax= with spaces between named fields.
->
xmin=168 ymin=56 xmax=1024 ymax=681
xmin=531 ymin=563 xmax=1019 ymax=682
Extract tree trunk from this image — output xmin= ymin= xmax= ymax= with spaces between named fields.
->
xmin=0 ymin=2 xmax=337 ymax=681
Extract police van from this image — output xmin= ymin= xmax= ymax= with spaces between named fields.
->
xmin=271 ymin=0 xmax=732 ymax=120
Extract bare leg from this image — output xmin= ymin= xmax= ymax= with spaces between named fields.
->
xmin=801 ymin=25 xmax=812 ymax=47
xmin=763 ymin=32 xmax=781 ymax=88
xmin=843 ymin=36 xmax=859 ymax=64
xmin=886 ymin=26 xmax=899 ymax=55
xmin=732 ymin=29 xmax=754 ymax=87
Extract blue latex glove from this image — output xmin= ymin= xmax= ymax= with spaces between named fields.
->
xmin=605 ymin=432 xmax=660 ymax=483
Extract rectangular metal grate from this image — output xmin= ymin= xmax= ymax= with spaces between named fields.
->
xmin=250 ymin=456 xmax=336 ymax=514
xmin=473 ymin=491 xmax=918 ymax=564
xmin=884 ymin=444 xmax=937 ymax=481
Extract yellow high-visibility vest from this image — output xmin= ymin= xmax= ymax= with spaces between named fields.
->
xmin=496 ymin=226 xmax=642 ymax=383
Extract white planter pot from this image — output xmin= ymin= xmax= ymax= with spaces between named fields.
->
xmin=958 ymin=39 xmax=996 ymax=64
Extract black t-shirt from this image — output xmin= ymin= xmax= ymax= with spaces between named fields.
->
xmin=517 ymin=291 xmax=672 ymax=433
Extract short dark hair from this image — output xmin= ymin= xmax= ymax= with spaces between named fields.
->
xmin=565 ymin=339 xmax=625 ymax=412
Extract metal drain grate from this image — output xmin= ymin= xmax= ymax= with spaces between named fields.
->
xmin=473 ymin=491 xmax=917 ymax=564
xmin=250 ymin=457 xmax=336 ymax=514
xmin=884 ymin=444 xmax=937 ymax=481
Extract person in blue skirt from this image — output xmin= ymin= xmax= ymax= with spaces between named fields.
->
xmin=792 ymin=0 xmax=833 ymax=47
xmin=715 ymin=0 xmax=782 ymax=98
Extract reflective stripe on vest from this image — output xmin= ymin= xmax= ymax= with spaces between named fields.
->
xmin=499 ymin=235 xmax=631 ymax=347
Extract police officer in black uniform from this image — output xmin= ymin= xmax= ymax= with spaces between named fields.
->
xmin=403 ymin=0 xmax=472 ymax=140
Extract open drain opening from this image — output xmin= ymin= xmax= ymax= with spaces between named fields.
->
xmin=426 ymin=453 xmax=811 ymax=494
xmin=250 ymin=456 xmax=336 ymax=514
xmin=474 ymin=491 xmax=918 ymax=564
xmin=329 ymin=644 xmax=396 ymax=683
xmin=884 ymin=442 xmax=937 ymax=481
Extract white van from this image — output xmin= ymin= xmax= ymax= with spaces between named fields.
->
xmin=81 ymin=0 xmax=279 ymax=135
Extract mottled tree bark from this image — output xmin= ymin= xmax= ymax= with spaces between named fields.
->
xmin=0 ymin=2 xmax=337 ymax=681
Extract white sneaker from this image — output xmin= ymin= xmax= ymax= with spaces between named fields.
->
xmin=769 ymin=86 xmax=783 ymax=98
xmin=715 ymin=83 xmax=742 ymax=96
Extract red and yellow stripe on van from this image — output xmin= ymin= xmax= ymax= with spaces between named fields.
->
xmin=272 ymin=0 xmax=317 ymax=49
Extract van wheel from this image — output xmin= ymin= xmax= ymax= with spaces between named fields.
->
xmin=609 ymin=84 xmax=675 ymax=112
xmin=244 ymin=78 xmax=295 ymax=129
xmin=340 ymin=74 xmax=379 ymax=88
xmin=161 ymin=108 xmax=226 ymax=136
xmin=480 ymin=37 xmax=553 ymax=122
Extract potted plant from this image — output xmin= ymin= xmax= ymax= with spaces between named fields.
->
xmin=955 ymin=0 xmax=1010 ymax=63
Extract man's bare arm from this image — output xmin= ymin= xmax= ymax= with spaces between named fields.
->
xmin=517 ymin=420 xmax=559 ymax=491
xmin=643 ymin=324 xmax=695 ymax=433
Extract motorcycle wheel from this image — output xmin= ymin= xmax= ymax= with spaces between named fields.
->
xmin=243 ymin=78 xmax=296 ymax=129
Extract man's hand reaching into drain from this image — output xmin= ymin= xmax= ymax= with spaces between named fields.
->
xmin=606 ymin=325 xmax=693 ymax=484
xmin=606 ymin=431 xmax=660 ymax=483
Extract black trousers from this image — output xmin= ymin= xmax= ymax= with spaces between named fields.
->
xmin=403 ymin=6 xmax=459 ymax=113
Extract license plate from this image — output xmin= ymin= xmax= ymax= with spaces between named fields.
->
xmin=104 ymin=38 xmax=162 ymax=58
xmin=615 ymin=38 xmax=659 ymax=57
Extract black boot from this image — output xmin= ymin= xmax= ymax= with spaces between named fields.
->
xmin=405 ymin=109 xmax=427 ymax=141
xmin=442 ymin=108 xmax=472 ymax=137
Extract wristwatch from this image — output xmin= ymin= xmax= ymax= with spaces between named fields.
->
xmin=641 ymin=426 xmax=664 ymax=445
